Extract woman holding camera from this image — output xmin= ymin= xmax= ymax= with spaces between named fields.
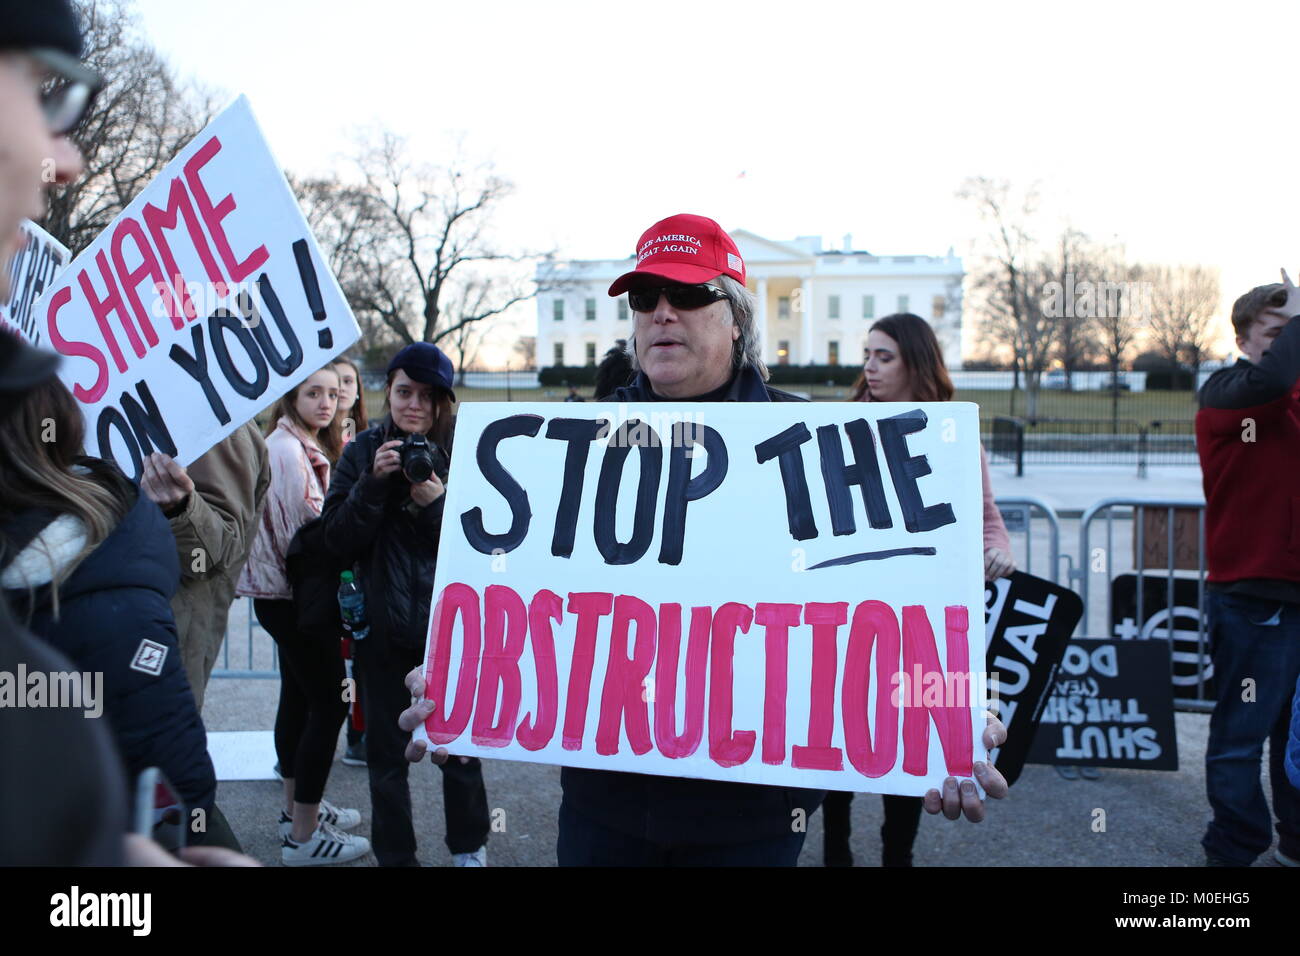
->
xmin=321 ymin=343 xmax=490 ymax=867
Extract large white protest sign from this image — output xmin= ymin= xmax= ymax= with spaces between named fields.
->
xmin=31 ymin=96 xmax=360 ymax=478
xmin=416 ymin=401 xmax=987 ymax=796
xmin=2 ymin=219 xmax=70 ymax=346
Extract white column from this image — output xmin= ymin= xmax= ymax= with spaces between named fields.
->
xmin=755 ymin=277 xmax=768 ymax=362
xmin=800 ymin=277 xmax=814 ymax=364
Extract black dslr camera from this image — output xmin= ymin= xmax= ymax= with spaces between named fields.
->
xmin=399 ymin=433 xmax=436 ymax=484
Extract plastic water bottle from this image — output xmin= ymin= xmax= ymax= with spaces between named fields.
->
xmin=337 ymin=571 xmax=369 ymax=641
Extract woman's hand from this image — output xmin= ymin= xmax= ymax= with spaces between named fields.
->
xmin=984 ymin=547 xmax=1015 ymax=580
xmin=140 ymin=453 xmax=194 ymax=511
xmin=372 ymin=439 xmax=404 ymax=478
xmin=922 ymin=715 xmax=1010 ymax=822
xmin=409 ymin=473 xmax=445 ymax=508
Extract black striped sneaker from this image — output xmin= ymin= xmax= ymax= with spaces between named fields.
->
xmin=282 ymin=822 xmax=371 ymax=866
xmin=278 ymin=799 xmax=362 ymax=839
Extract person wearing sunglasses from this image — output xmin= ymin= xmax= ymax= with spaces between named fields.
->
xmin=526 ymin=213 xmax=1007 ymax=865
xmin=1 ymin=0 xmax=101 ymax=300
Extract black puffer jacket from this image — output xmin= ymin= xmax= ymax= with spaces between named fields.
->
xmin=320 ymin=417 xmax=450 ymax=659
xmin=1 ymin=483 xmax=216 ymax=827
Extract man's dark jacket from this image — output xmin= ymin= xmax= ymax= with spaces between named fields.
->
xmin=321 ymin=417 xmax=450 ymax=658
xmin=561 ymin=364 xmax=826 ymax=845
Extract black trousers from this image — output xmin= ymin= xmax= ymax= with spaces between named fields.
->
xmin=354 ymin=639 xmax=490 ymax=865
xmin=822 ymin=791 xmax=923 ymax=866
xmin=255 ymin=599 xmax=348 ymax=805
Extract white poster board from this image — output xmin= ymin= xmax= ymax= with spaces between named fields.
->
xmin=31 ymin=96 xmax=360 ymax=478
xmin=416 ymin=401 xmax=988 ymax=795
xmin=1 ymin=219 xmax=70 ymax=346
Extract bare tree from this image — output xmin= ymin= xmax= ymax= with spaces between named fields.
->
xmin=301 ymin=131 xmax=555 ymax=360
xmin=1040 ymin=227 xmax=1102 ymax=387
xmin=41 ymin=0 xmax=216 ymax=254
xmin=512 ymin=335 xmax=537 ymax=369
xmin=1094 ymin=251 xmax=1144 ymax=427
xmin=959 ymin=177 xmax=1054 ymax=417
xmin=1142 ymin=263 xmax=1221 ymax=377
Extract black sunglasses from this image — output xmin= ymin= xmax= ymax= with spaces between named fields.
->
xmin=627 ymin=283 xmax=730 ymax=314
xmin=30 ymin=48 xmax=105 ymax=136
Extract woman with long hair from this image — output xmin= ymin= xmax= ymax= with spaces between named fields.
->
xmin=0 ymin=377 xmax=219 ymax=843
xmin=333 ymin=356 xmax=369 ymax=438
xmin=321 ymin=343 xmax=491 ymax=867
xmin=237 ymin=366 xmax=371 ymax=865
xmin=827 ymin=313 xmax=1015 ymax=867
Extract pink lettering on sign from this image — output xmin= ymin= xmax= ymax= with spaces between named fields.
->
xmin=426 ymin=584 xmax=978 ymax=784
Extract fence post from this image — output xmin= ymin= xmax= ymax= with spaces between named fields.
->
xmin=1015 ymin=419 xmax=1024 ymax=477
xmin=1137 ymin=427 xmax=1148 ymax=479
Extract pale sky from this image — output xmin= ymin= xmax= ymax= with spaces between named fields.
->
xmin=133 ymin=0 xmax=1297 ymax=366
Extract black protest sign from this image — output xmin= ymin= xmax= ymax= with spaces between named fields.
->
xmin=983 ymin=571 xmax=1081 ymax=786
xmin=1028 ymin=639 xmax=1178 ymax=770
xmin=34 ymin=96 xmax=359 ymax=480
xmin=1110 ymin=573 xmax=1214 ymax=703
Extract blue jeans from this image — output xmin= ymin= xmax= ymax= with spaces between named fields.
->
xmin=1201 ymin=590 xmax=1300 ymax=864
xmin=557 ymin=801 xmax=806 ymax=866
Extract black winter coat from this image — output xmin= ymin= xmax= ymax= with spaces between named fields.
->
xmin=2 ymin=486 xmax=216 ymax=825
xmin=567 ymin=364 xmax=825 ymax=846
xmin=320 ymin=417 xmax=450 ymax=659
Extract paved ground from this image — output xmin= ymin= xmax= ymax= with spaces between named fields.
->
xmin=206 ymin=462 xmax=1289 ymax=868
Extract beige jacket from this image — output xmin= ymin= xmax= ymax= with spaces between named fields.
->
xmin=168 ymin=421 xmax=270 ymax=709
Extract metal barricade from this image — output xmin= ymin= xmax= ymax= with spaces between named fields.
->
xmin=994 ymin=495 xmax=1068 ymax=584
xmin=1071 ymin=499 xmax=1211 ymax=711
xmin=210 ymin=595 xmax=279 ymax=679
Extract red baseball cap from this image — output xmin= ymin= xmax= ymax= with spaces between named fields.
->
xmin=607 ymin=213 xmax=746 ymax=296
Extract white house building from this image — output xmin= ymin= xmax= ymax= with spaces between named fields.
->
xmin=536 ymin=231 xmax=964 ymax=370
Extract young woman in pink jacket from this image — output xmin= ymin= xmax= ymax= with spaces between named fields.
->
xmin=237 ymin=366 xmax=371 ymax=866
xmin=825 ymin=313 xmax=1015 ymax=867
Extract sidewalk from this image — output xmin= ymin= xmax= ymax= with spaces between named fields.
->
xmin=989 ymin=463 xmax=1204 ymax=515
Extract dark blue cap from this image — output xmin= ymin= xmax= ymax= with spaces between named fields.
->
xmin=387 ymin=342 xmax=455 ymax=400
xmin=1 ymin=0 xmax=84 ymax=57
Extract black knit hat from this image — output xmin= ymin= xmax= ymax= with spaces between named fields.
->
xmin=0 ymin=0 xmax=83 ymax=57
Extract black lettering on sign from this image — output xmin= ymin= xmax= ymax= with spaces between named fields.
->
xmin=169 ymin=324 xmax=231 ymax=426
xmin=461 ymin=414 xmax=544 ymax=554
xmin=544 ymin=417 xmax=608 ymax=559
xmin=292 ymin=239 xmax=331 ymax=349
xmin=96 ymin=405 xmax=142 ymax=480
xmin=816 ymin=419 xmax=892 ymax=535
xmin=877 ymin=409 xmax=955 ymax=534
xmin=243 ymin=281 xmax=304 ymax=377
xmin=594 ymin=420 xmax=662 ymax=565
xmin=120 ymin=379 xmax=177 ymax=458
xmin=659 ymin=422 xmax=727 ymax=565
xmin=755 ymin=422 xmax=817 ymax=541
xmin=208 ymin=310 xmax=269 ymax=400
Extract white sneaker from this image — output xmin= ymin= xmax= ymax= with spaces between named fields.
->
xmin=282 ymin=822 xmax=371 ymax=866
xmin=453 ymin=845 xmax=487 ymax=867
xmin=278 ymin=799 xmax=362 ymax=838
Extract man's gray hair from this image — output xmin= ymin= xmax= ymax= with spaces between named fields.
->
xmin=625 ymin=274 xmax=769 ymax=381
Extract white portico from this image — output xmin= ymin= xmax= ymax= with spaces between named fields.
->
xmin=536 ymin=231 xmax=964 ymax=370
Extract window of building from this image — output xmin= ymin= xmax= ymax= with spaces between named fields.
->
xmin=554 ymin=342 xmax=564 ymax=366
xmin=862 ymin=295 xmax=875 ymax=319
xmin=617 ymin=299 xmax=628 ymax=321
xmin=585 ymin=298 xmax=596 ymax=322
xmin=585 ymin=342 xmax=597 ymax=366
xmin=897 ymin=294 xmax=909 ymax=313
xmin=778 ymin=296 xmax=791 ymax=320
xmin=777 ymin=340 xmax=790 ymax=366
xmin=828 ymin=340 xmax=840 ymax=365
xmin=932 ymin=294 xmax=946 ymax=319
xmin=553 ymin=300 xmax=564 ymax=322
xmin=828 ymin=295 xmax=840 ymax=319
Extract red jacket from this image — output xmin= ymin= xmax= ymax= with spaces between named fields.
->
xmin=1196 ymin=344 xmax=1300 ymax=587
